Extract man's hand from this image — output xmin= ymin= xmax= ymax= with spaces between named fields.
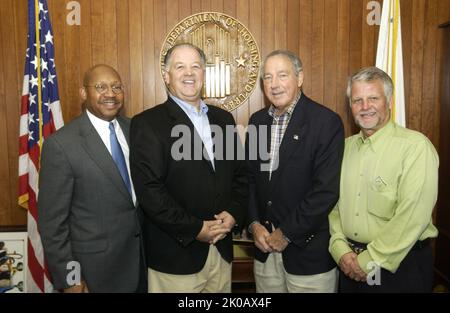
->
xmin=209 ymin=211 xmax=236 ymax=244
xmin=266 ymin=228 xmax=288 ymax=252
xmin=196 ymin=220 xmax=229 ymax=243
xmin=251 ymin=222 xmax=273 ymax=253
xmin=63 ymin=280 xmax=89 ymax=293
xmin=339 ymin=252 xmax=357 ymax=276
xmin=339 ymin=252 xmax=367 ymax=282
xmin=349 ymin=259 xmax=367 ymax=282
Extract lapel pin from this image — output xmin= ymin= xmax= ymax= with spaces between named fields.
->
xmin=293 ymin=135 xmax=299 ymax=140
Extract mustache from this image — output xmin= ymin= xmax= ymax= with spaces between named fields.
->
xmin=99 ymin=97 xmax=120 ymax=104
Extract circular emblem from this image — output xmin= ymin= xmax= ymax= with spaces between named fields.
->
xmin=161 ymin=12 xmax=261 ymax=112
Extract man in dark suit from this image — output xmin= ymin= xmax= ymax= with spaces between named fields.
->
xmin=246 ymin=50 xmax=344 ymax=292
xmin=130 ymin=43 xmax=248 ymax=292
xmin=38 ymin=64 xmax=144 ymax=293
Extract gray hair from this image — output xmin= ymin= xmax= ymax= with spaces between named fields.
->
xmin=347 ymin=66 xmax=394 ymax=104
xmin=163 ymin=43 xmax=206 ymax=71
xmin=260 ymin=50 xmax=303 ymax=78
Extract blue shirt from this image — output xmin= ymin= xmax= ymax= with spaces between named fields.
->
xmin=170 ymin=95 xmax=215 ymax=169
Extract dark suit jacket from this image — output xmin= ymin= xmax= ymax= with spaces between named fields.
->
xmin=246 ymin=94 xmax=344 ymax=275
xmin=130 ymin=98 xmax=248 ymax=275
xmin=38 ymin=112 xmax=142 ymax=292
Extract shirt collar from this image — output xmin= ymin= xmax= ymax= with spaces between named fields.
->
xmin=356 ymin=120 xmax=395 ymax=152
xmin=268 ymin=91 xmax=301 ymax=119
xmin=170 ymin=94 xmax=208 ymax=116
xmin=86 ymin=109 xmax=117 ymax=129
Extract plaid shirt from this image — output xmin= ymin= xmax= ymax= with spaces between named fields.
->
xmin=267 ymin=92 xmax=302 ymax=179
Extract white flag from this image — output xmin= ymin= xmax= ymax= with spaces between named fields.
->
xmin=376 ymin=0 xmax=406 ymax=127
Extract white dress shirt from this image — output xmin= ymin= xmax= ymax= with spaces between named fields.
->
xmin=86 ymin=109 xmax=137 ymax=205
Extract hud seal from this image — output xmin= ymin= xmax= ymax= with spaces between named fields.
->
xmin=161 ymin=12 xmax=261 ymax=112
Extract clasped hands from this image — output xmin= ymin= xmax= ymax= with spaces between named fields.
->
xmin=196 ymin=211 xmax=236 ymax=245
xmin=251 ymin=222 xmax=288 ymax=253
xmin=339 ymin=252 xmax=367 ymax=282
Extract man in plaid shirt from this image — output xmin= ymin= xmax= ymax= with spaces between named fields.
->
xmin=246 ymin=50 xmax=344 ymax=292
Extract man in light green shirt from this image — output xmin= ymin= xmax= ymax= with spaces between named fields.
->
xmin=329 ymin=67 xmax=439 ymax=292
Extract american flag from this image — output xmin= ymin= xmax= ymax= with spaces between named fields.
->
xmin=18 ymin=0 xmax=64 ymax=293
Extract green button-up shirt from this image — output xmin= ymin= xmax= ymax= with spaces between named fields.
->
xmin=329 ymin=121 xmax=439 ymax=273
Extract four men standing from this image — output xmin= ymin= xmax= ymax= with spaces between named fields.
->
xmin=37 ymin=46 xmax=439 ymax=293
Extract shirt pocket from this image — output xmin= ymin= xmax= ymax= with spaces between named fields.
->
xmin=367 ymin=177 xmax=396 ymax=220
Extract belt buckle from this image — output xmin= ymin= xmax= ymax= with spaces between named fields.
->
xmin=349 ymin=242 xmax=365 ymax=255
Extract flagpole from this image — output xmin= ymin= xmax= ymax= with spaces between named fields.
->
xmin=34 ymin=0 xmax=43 ymax=155
xmin=391 ymin=0 xmax=400 ymax=122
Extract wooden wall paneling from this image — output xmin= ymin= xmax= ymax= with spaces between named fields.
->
xmin=13 ymin=0 xmax=27 ymax=90
xmin=274 ymin=0 xmax=287 ymax=49
xmin=164 ymin=0 xmax=179 ymax=113
xmin=116 ymin=0 xmax=132 ymax=116
xmin=436 ymin=1 xmax=450 ymax=150
xmin=142 ymin=0 xmax=156 ymax=111
xmin=6 ymin=1 xmax=22 ymax=225
xmin=201 ymin=0 xmax=211 ymax=12
xmin=191 ymin=0 xmax=202 ymax=14
xmin=361 ymin=0 xmax=376 ymax=67
xmin=12 ymin=0 xmax=30 ymax=225
xmin=311 ymin=0 xmax=324 ymax=104
xmin=90 ymin=0 xmax=105 ymax=65
xmin=286 ymin=0 xmax=300 ymax=54
xmin=235 ymin=0 xmax=249 ymax=127
xmin=0 ymin=1 xmax=12 ymax=225
xmin=223 ymin=0 xmax=236 ymax=17
xmin=0 ymin=0 xmax=24 ymax=225
xmin=4 ymin=0 xmax=21 ymax=187
xmin=348 ymin=0 xmax=364 ymax=135
xmin=103 ymin=0 xmax=118 ymax=71
xmin=298 ymin=0 xmax=313 ymax=96
xmin=335 ymin=0 xmax=353 ymax=136
xmin=261 ymin=0 xmax=274 ymax=109
xmin=435 ymin=21 xmax=450 ymax=289
xmin=79 ymin=0 xmax=93 ymax=96
xmin=216 ymin=0 xmax=236 ymax=121
xmin=323 ymin=0 xmax=338 ymax=112
xmin=50 ymin=0 xmax=69 ymax=122
xmin=348 ymin=0 xmax=363 ymax=76
xmin=128 ymin=0 xmax=144 ymax=116
xmin=119 ymin=1 xmax=133 ymax=114
xmin=64 ymin=0 xmax=82 ymax=120
xmin=439 ymin=1 xmax=450 ymax=25
xmin=248 ymin=0 xmax=263 ymax=116
xmin=154 ymin=0 xmax=167 ymax=106
xmin=210 ymin=0 xmax=223 ymax=13
xmin=409 ymin=0 xmax=426 ymax=132
xmin=179 ymin=0 xmax=191 ymax=19
xmin=166 ymin=0 xmax=180 ymax=30
xmin=401 ymin=0 xmax=412 ymax=128
xmin=421 ymin=0 xmax=439 ymax=145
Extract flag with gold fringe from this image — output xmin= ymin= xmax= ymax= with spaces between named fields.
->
xmin=376 ymin=0 xmax=406 ymax=127
xmin=18 ymin=0 xmax=64 ymax=293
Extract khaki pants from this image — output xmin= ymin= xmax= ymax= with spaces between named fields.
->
xmin=148 ymin=245 xmax=231 ymax=293
xmin=254 ymin=252 xmax=338 ymax=293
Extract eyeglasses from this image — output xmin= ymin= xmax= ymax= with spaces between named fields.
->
xmin=84 ymin=83 xmax=124 ymax=95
